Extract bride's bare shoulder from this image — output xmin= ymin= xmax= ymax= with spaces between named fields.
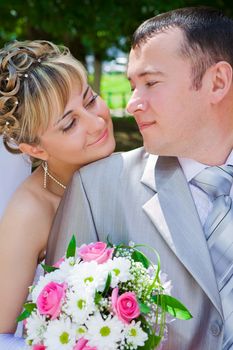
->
xmin=0 ymin=169 xmax=57 ymax=252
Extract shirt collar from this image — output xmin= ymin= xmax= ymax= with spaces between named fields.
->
xmin=178 ymin=150 xmax=233 ymax=182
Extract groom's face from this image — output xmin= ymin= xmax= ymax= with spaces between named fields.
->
xmin=127 ymin=28 xmax=208 ymax=158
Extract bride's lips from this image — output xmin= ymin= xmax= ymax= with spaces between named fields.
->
xmin=88 ymin=128 xmax=109 ymax=146
xmin=137 ymin=121 xmax=156 ymax=131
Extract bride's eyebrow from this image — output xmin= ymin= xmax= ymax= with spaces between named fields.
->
xmin=54 ymin=110 xmax=72 ymax=126
xmin=55 ymin=86 xmax=90 ymax=126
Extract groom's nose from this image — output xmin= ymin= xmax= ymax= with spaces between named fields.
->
xmin=126 ymin=94 xmax=147 ymax=116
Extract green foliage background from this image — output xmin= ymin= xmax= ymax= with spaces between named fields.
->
xmin=1 ymin=0 xmax=233 ymax=66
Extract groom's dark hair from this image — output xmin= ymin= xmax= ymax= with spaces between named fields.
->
xmin=132 ymin=7 xmax=233 ymax=89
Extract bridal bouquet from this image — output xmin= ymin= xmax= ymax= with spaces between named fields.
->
xmin=18 ymin=237 xmax=192 ymax=350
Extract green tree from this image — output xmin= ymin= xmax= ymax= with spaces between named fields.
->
xmin=1 ymin=0 xmax=233 ymax=93
xmin=0 ymin=0 xmax=186 ymax=92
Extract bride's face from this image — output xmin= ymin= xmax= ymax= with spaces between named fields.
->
xmin=39 ymin=83 xmax=115 ymax=170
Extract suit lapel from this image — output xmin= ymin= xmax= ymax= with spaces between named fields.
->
xmin=141 ymin=155 xmax=222 ymax=316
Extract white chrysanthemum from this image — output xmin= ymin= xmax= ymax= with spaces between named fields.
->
xmin=85 ymin=312 xmax=124 ymax=350
xmin=76 ymin=325 xmax=87 ymax=339
xmin=68 ymin=261 xmax=108 ymax=292
xmin=107 ymin=257 xmax=132 ymax=287
xmin=125 ymin=321 xmax=148 ymax=347
xmin=44 ymin=317 xmax=76 ymax=350
xmin=31 ymin=269 xmax=65 ymax=302
xmin=58 ymin=257 xmax=78 ymax=278
xmin=25 ymin=311 xmax=47 ymax=345
xmin=64 ymin=288 xmax=96 ymax=324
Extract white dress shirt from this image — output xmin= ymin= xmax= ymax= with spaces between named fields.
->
xmin=179 ymin=151 xmax=233 ymax=225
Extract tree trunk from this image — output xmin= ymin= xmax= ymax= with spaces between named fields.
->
xmin=67 ymin=37 xmax=86 ymax=68
xmin=92 ymin=55 xmax=102 ymax=95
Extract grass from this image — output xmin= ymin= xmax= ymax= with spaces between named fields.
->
xmin=101 ymin=73 xmax=130 ymax=93
xmin=90 ymin=73 xmax=132 ymax=110
xmin=101 ymin=73 xmax=131 ymax=109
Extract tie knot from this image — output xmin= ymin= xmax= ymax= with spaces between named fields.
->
xmin=191 ymin=165 xmax=233 ymax=199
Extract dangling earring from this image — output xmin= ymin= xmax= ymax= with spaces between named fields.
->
xmin=42 ymin=161 xmax=48 ymax=189
xmin=41 ymin=161 xmax=67 ymax=190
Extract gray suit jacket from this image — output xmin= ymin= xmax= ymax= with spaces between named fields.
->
xmin=47 ymin=147 xmax=224 ymax=350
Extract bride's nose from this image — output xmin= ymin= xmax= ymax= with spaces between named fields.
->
xmin=84 ymin=111 xmax=106 ymax=134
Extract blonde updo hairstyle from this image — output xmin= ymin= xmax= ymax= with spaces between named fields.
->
xmin=0 ymin=40 xmax=86 ymax=164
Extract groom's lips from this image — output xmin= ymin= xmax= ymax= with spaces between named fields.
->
xmin=137 ymin=121 xmax=156 ymax=131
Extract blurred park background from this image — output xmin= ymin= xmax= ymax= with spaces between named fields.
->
xmin=1 ymin=0 xmax=233 ymax=151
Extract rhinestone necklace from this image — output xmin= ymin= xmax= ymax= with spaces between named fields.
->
xmin=42 ymin=162 xmax=67 ymax=190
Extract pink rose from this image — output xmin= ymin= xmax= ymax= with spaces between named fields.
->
xmin=53 ymin=257 xmax=65 ymax=268
xmin=33 ymin=345 xmax=46 ymax=350
xmin=37 ymin=281 xmax=66 ymax=320
xmin=78 ymin=242 xmax=113 ymax=264
xmin=74 ymin=338 xmax=97 ymax=350
xmin=111 ymin=288 xmax=140 ymax=324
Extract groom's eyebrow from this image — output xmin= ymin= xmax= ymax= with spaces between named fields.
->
xmin=55 ymin=86 xmax=90 ymax=125
xmin=127 ymin=70 xmax=164 ymax=81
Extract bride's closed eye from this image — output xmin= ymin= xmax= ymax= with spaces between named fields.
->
xmin=62 ymin=118 xmax=76 ymax=133
xmin=84 ymin=93 xmax=99 ymax=109
xmin=60 ymin=88 xmax=99 ymax=133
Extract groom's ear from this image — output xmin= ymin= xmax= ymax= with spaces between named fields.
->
xmin=208 ymin=61 xmax=232 ymax=104
xmin=19 ymin=143 xmax=49 ymax=161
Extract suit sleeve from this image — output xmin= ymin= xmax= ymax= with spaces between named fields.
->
xmin=46 ymin=171 xmax=98 ymax=265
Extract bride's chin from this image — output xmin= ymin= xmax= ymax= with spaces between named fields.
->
xmin=99 ymin=137 xmax=115 ymax=158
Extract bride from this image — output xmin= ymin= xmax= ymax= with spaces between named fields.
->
xmin=0 ymin=40 xmax=115 ymax=349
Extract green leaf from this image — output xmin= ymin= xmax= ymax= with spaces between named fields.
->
xmin=41 ymin=263 xmax=59 ymax=273
xmin=138 ymin=333 xmax=161 ymax=349
xmin=94 ymin=291 xmax=102 ymax=305
xmin=152 ymin=294 xmax=193 ymax=320
xmin=106 ymin=235 xmax=114 ymax=247
xmin=112 ymin=242 xmax=125 ymax=258
xmin=138 ymin=300 xmax=151 ymax=314
xmin=131 ymin=249 xmax=150 ymax=269
xmin=66 ymin=235 xmax=76 ymax=258
xmin=16 ymin=310 xmax=31 ymax=322
xmin=16 ymin=302 xmax=37 ymax=322
xmin=24 ymin=303 xmax=37 ymax=313
xmin=102 ymin=273 xmax=112 ymax=296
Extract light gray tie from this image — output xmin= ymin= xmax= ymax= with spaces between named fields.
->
xmin=192 ymin=165 xmax=233 ymax=350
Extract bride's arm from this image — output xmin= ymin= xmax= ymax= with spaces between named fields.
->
xmin=0 ymin=187 xmax=50 ymax=346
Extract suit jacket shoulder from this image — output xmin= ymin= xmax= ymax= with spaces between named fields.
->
xmin=77 ymin=147 xmax=150 ymax=188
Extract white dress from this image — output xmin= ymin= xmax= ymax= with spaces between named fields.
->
xmin=0 ymin=136 xmax=31 ymax=218
xmin=0 ymin=137 xmax=32 ymax=348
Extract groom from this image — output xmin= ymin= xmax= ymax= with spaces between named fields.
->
xmin=47 ymin=7 xmax=233 ymax=350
